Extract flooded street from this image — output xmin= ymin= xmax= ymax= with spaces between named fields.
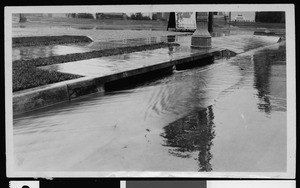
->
xmin=13 ymin=41 xmax=286 ymax=172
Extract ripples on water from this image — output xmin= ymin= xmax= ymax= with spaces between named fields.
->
xmin=159 ymin=42 xmax=286 ymax=172
xmin=13 ymin=42 xmax=287 ymax=172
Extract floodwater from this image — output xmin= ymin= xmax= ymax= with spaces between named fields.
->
xmin=12 ymin=34 xmax=277 ymax=63
xmin=12 ymin=35 xmax=179 ymax=62
xmin=13 ymin=41 xmax=286 ymax=172
xmin=12 ymin=43 xmax=92 ymax=61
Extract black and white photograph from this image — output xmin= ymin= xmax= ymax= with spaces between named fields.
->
xmin=5 ymin=4 xmax=295 ymax=177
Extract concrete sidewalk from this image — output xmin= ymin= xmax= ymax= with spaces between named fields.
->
xmin=13 ymin=34 xmax=281 ymax=115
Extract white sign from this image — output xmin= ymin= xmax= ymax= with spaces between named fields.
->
xmin=175 ymin=12 xmax=197 ymax=31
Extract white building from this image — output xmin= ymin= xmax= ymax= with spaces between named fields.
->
xmin=230 ymin=12 xmax=255 ymax=22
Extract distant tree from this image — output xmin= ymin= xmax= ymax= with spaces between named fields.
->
xmin=135 ymin=13 xmax=143 ymax=20
xmin=143 ymin=16 xmax=151 ymax=20
xmin=152 ymin=13 xmax=158 ymax=20
xmin=129 ymin=13 xmax=151 ymax=20
xmin=95 ymin=13 xmax=103 ymax=19
xmin=129 ymin=14 xmax=136 ymax=20
xmin=67 ymin=13 xmax=77 ymax=18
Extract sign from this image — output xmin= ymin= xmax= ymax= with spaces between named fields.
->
xmin=175 ymin=12 xmax=197 ymax=31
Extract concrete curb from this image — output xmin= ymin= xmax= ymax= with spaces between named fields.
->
xmin=13 ymin=77 xmax=96 ymax=115
xmin=13 ymin=47 xmax=233 ymax=115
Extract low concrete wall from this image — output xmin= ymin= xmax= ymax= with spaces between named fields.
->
xmin=13 ymin=84 xmax=69 ymax=114
xmin=13 ymin=77 xmax=103 ymax=115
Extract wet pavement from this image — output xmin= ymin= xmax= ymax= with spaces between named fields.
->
xmin=12 ymin=36 xmax=178 ymax=61
xmin=12 ymin=26 xmax=187 ymax=44
xmin=12 ymin=42 xmax=91 ymax=61
xmin=32 ymin=35 xmax=280 ymax=79
xmin=13 ymin=40 xmax=286 ymax=172
xmin=13 ymin=34 xmax=279 ymax=62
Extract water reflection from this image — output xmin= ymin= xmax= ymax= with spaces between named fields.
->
xmin=161 ymin=105 xmax=215 ymax=171
xmin=167 ymin=35 xmax=176 ymax=42
xmin=168 ymin=46 xmax=174 ymax=56
xmin=253 ymin=43 xmax=286 ymax=114
xmin=12 ymin=35 xmax=191 ymax=61
xmin=13 ymin=43 xmax=92 ymax=61
xmin=12 ymin=40 xmax=287 ymax=172
xmin=13 ymin=46 xmax=54 ymax=61
xmin=211 ymin=30 xmax=230 ymax=37
xmin=12 ymin=36 xmax=166 ymax=61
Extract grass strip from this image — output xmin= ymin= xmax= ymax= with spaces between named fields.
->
xmin=13 ymin=42 xmax=179 ymax=92
xmin=12 ymin=35 xmax=93 ymax=48
xmin=13 ymin=66 xmax=81 ymax=92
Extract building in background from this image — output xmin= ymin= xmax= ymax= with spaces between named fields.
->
xmin=230 ymin=12 xmax=256 ymax=22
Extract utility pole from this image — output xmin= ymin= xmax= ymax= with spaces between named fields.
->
xmin=208 ymin=12 xmax=214 ymax=33
xmin=19 ymin=14 xmax=27 ymax=23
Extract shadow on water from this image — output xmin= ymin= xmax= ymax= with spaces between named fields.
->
xmin=161 ymin=105 xmax=215 ymax=172
xmin=104 ymin=66 xmax=175 ymax=91
xmin=253 ymin=43 xmax=286 ymax=114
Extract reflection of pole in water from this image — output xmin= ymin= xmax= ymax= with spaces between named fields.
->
xmin=168 ymin=46 xmax=174 ymax=56
xmin=253 ymin=49 xmax=272 ymax=114
xmin=160 ymin=105 xmax=215 ymax=171
xmin=197 ymin=105 xmax=214 ymax=171
xmin=253 ymin=43 xmax=286 ymax=114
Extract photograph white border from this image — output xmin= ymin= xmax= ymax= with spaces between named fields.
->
xmin=5 ymin=4 xmax=296 ymax=178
